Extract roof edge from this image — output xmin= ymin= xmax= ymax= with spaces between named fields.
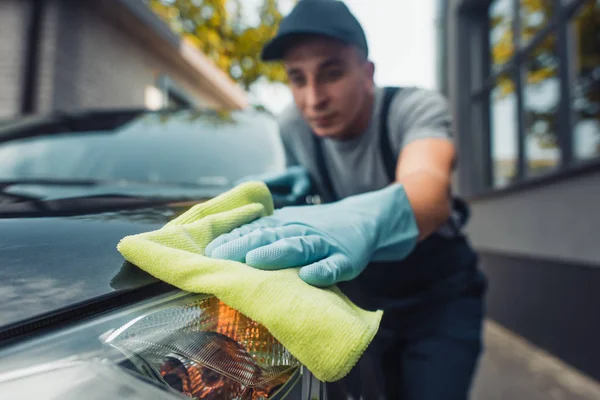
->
xmin=115 ymin=0 xmax=248 ymax=109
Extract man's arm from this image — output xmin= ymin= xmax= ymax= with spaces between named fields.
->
xmin=388 ymin=89 xmax=456 ymax=240
xmin=395 ymin=138 xmax=454 ymax=240
xmin=205 ymin=91 xmax=456 ymax=286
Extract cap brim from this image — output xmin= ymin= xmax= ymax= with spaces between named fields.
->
xmin=261 ymin=28 xmax=353 ymax=62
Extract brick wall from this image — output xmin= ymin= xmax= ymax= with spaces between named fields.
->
xmin=0 ymin=0 xmax=28 ymax=118
xmin=36 ymin=0 xmax=61 ymax=114
xmin=47 ymin=0 xmax=220 ymax=112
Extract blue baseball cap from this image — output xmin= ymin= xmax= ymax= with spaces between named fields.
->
xmin=261 ymin=0 xmax=369 ymax=61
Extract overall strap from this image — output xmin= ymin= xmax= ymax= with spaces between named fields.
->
xmin=378 ymin=86 xmax=402 ymax=182
xmin=311 ymin=125 xmax=337 ymax=202
xmin=312 ymin=86 xmax=402 ymax=202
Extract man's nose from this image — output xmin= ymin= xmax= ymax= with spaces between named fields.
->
xmin=305 ymin=82 xmax=329 ymax=111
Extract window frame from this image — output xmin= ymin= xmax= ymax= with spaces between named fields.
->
xmin=156 ymin=75 xmax=198 ymax=109
xmin=465 ymin=0 xmax=600 ymax=197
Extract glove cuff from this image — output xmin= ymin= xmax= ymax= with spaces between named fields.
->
xmin=371 ymin=183 xmax=420 ymax=261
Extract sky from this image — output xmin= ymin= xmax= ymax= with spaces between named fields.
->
xmin=251 ymin=0 xmax=439 ymax=114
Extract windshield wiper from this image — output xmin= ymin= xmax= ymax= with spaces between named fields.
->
xmin=0 ymin=178 xmax=231 ymax=217
xmin=0 ymin=193 xmax=173 ymax=218
xmin=0 ymin=178 xmax=101 ymax=190
xmin=0 ymin=191 xmax=42 ymax=203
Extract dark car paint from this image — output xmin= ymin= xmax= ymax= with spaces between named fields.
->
xmin=0 ymin=192 xmax=302 ymax=331
xmin=0 ymin=203 xmax=193 ymax=327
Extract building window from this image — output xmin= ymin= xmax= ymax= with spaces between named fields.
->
xmin=489 ymin=0 xmax=515 ymax=74
xmin=570 ymin=1 xmax=600 ymax=161
xmin=476 ymin=0 xmax=599 ymax=189
xmin=166 ymin=90 xmax=192 ymax=109
xmin=156 ymin=75 xmax=197 ymax=109
xmin=519 ymin=0 xmax=555 ymax=45
xmin=491 ymin=73 xmax=519 ymax=187
xmin=523 ymin=32 xmax=561 ymax=177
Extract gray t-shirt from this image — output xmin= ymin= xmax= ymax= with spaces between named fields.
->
xmin=277 ymin=86 xmax=454 ymax=200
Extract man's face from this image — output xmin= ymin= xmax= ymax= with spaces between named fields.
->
xmin=283 ymin=37 xmax=375 ymax=140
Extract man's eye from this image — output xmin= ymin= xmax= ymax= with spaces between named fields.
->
xmin=289 ymin=75 xmax=306 ymax=87
xmin=323 ymin=69 xmax=344 ymax=81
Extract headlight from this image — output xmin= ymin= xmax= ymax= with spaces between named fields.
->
xmin=0 ymin=292 xmax=302 ymax=399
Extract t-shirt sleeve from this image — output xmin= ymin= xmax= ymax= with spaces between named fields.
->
xmin=388 ymin=88 xmax=454 ymax=153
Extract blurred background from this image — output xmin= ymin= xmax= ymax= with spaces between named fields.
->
xmin=0 ymin=0 xmax=598 ymax=398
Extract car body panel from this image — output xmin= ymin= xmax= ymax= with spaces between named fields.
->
xmin=0 ymin=204 xmax=188 ymax=327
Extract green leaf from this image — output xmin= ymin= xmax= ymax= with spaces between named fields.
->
xmin=149 ymin=0 xmax=295 ymax=91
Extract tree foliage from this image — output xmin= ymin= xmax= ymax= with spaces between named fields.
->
xmin=148 ymin=0 xmax=292 ymax=90
xmin=490 ymin=0 xmax=599 ymax=150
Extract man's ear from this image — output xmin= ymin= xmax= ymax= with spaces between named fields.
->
xmin=364 ymin=61 xmax=375 ymax=90
xmin=366 ymin=61 xmax=375 ymax=80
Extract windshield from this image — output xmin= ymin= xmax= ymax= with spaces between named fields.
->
xmin=0 ymin=110 xmax=285 ymax=193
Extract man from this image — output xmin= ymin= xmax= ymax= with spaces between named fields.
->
xmin=206 ymin=0 xmax=486 ymax=398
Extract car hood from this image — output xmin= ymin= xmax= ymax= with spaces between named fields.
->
xmin=0 ymin=203 xmax=198 ymax=327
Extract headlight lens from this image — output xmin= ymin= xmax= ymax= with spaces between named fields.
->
xmin=0 ymin=292 xmax=301 ymax=399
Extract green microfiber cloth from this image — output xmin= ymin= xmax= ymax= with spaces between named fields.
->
xmin=116 ymin=181 xmax=383 ymax=382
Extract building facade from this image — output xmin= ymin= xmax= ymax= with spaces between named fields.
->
xmin=440 ymin=0 xmax=600 ymax=381
xmin=0 ymin=0 xmax=247 ymax=119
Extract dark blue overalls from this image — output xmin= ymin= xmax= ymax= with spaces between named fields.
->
xmin=311 ymin=87 xmax=487 ymax=400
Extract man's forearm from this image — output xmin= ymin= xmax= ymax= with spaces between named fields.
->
xmin=397 ymin=169 xmax=452 ymax=240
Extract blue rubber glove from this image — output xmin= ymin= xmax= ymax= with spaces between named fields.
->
xmin=205 ymin=183 xmax=420 ymax=287
xmin=234 ymin=165 xmax=312 ymax=205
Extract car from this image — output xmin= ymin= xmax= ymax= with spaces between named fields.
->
xmin=0 ymin=108 xmax=326 ymax=399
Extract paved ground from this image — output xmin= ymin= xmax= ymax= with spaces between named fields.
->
xmin=471 ymin=321 xmax=600 ymax=400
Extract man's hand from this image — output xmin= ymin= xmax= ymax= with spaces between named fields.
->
xmin=205 ymin=184 xmax=419 ymax=287
xmin=235 ymin=165 xmax=312 ymax=205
